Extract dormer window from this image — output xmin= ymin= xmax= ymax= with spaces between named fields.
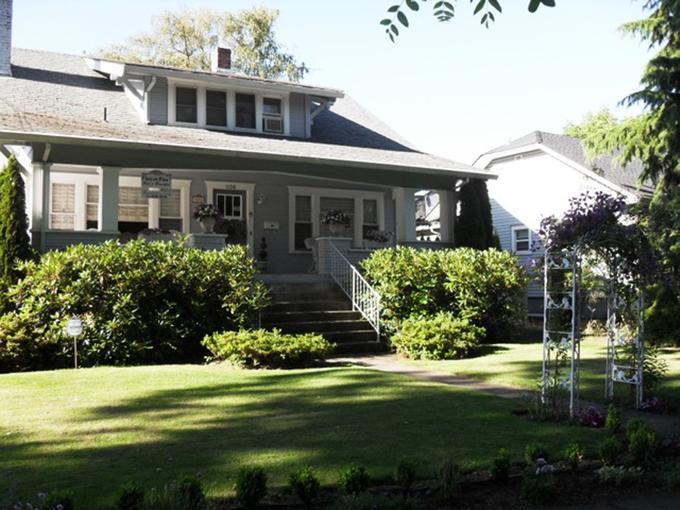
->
xmin=235 ymin=93 xmax=256 ymax=129
xmin=206 ymin=90 xmax=227 ymax=127
xmin=175 ymin=87 xmax=197 ymax=123
xmin=263 ymin=98 xmax=283 ymax=134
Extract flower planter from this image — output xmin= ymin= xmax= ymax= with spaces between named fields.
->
xmin=199 ymin=217 xmax=216 ymax=234
xmin=328 ymin=224 xmax=345 ymax=236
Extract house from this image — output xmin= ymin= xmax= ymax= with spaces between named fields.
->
xmin=474 ymin=130 xmax=651 ymax=316
xmin=0 ymin=0 xmax=492 ymax=277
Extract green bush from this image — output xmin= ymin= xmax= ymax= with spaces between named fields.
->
xmin=627 ymin=421 xmax=656 ymax=465
xmin=362 ymin=247 xmax=527 ymax=341
xmin=338 ymin=465 xmax=370 ymax=496
xmin=38 ymin=490 xmax=75 ymax=510
xmin=116 ymin=482 xmax=145 ymax=510
xmin=394 ymin=458 xmax=417 ymax=495
xmin=391 ymin=312 xmax=484 ymax=360
xmin=176 ymin=477 xmax=207 ymax=510
xmin=563 ymin=442 xmax=585 ymax=472
xmin=235 ymin=466 xmax=268 ymax=509
xmin=203 ymin=329 xmax=332 ymax=368
xmin=645 ymin=284 xmax=680 ymax=346
xmin=437 ymin=459 xmax=462 ymax=502
xmin=491 ymin=448 xmax=511 ymax=482
xmin=524 ymin=443 xmax=548 ymax=465
xmin=605 ymin=404 xmax=622 ymax=434
xmin=519 ymin=473 xmax=557 ymax=505
xmin=599 ymin=436 xmax=622 ymax=466
xmin=0 ymin=241 xmax=268 ymax=372
xmin=288 ymin=466 xmax=320 ymax=508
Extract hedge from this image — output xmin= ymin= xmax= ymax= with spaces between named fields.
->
xmin=0 ymin=241 xmax=269 ymax=372
xmin=361 ymin=247 xmax=527 ymax=341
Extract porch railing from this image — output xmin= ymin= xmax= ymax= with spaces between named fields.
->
xmin=326 ymin=241 xmax=381 ymax=340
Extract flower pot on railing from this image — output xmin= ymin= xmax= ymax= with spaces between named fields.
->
xmin=199 ymin=217 xmax=216 ymax=233
xmin=328 ymin=224 xmax=345 ymax=235
xmin=193 ymin=203 xmax=220 ymax=234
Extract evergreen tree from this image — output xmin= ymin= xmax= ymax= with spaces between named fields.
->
xmin=0 ymin=155 xmax=32 ymax=284
xmin=455 ymin=179 xmax=495 ymax=250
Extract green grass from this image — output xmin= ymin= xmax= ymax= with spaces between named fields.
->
xmin=1 ymin=365 xmax=603 ymax=508
xmin=407 ymin=337 xmax=680 ymax=403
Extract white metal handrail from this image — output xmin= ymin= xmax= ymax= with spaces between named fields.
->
xmin=326 ymin=241 xmax=381 ymax=339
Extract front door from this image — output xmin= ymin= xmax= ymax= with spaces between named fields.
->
xmin=214 ymin=190 xmax=247 ymax=244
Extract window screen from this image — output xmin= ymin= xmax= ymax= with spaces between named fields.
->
xmin=118 ymin=186 xmax=148 ymax=223
xmin=160 ymin=189 xmax=182 ymax=232
xmin=86 ymin=184 xmax=99 ymax=230
xmin=235 ymin=93 xmax=256 ymax=129
xmin=206 ymin=90 xmax=227 ymax=127
xmin=176 ymin=87 xmax=197 ymax=123
xmin=294 ymin=195 xmax=312 ymax=251
xmin=50 ymin=182 xmax=75 ymax=230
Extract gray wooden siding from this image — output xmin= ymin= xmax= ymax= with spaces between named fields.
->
xmin=147 ymin=77 xmax=168 ymax=124
xmin=289 ymin=93 xmax=307 ymax=138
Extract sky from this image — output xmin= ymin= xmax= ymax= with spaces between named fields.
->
xmin=12 ymin=0 xmax=652 ymax=165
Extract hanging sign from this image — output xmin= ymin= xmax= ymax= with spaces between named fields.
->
xmin=142 ymin=170 xmax=172 ymax=199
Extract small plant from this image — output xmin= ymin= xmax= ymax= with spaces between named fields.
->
xmin=437 ymin=459 xmax=462 ymax=502
xmin=288 ymin=466 xmax=320 ymax=508
xmin=117 ymin=482 xmax=146 ymax=510
xmin=599 ymin=436 xmax=622 ymax=466
xmin=577 ymin=406 xmax=606 ymax=428
xmin=627 ymin=421 xmax=656 ymax=465
xmin=365 ymin=230 xmax=393 ymax=243
xmin=596 ymin=465 xmax=644 ymax=486
xmin=394 ymin=458 xmax=418 ymax=495
xmin=519 ymin=472 xmax=557 ymax=505
xmin=563 ymin=442 xmax=585 ymax=471
xmin=524 ymin=443 xmax=548 ymax=466
xmin=491 ymin=448 xmax=511 ymax=482
xmin=176 ymin=476 xmax=207 ymax=510
xmin=37 ymin=490 xmax=75 ymax=510
xmin=327 ymin=493 xmax=419 ymax=510
xmin=338 ymin=465 xmax=370 ymax=496
xmin=321 ymin=209 xmax=351 ymax=225
xmin=235 ymin=466 xmax=268 ymax=509
xmin=192 ymin=203 xmax=220 ymax=220
xmin=605 ymin=404 xmax=622 ymax=434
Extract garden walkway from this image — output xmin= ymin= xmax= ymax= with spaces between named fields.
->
xmin=330 ymin=353 xmax=680 ymax=438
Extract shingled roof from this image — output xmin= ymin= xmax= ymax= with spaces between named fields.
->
xmin=482 ymin=130 xmax=652 ymax=194
xmin=0 ymin=48 xmax=487 ymax=178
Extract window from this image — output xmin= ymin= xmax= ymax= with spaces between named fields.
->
xmin=294 ymin=195 xmax=312 ymax=251
xmin=320 ymin=196 xmax=354 ymax=238
xmin=262 ymin=97 xmax=283 ymax=133
xmin=118 ymin=186 xmax=149 ymax=233
xmin=86 ymin=184 xmax=99 ymax=230
xmin=362 ymin=199 xmax=379 ymax=238
xmin=175 ymin=87 xmax=197 ymax=123
xmin=206 ymin=90 xmax=227 ymax=127
xmin=512 ymin=226 xmax=531 ymax=253
xmin=215 ymin=192 xmax=243 ymax=219
xmin=159 ymin=189 xmax=183 ymax=231
xmin=50 ymin=182 xmax=75 ymax=230
xmin=235 ymin=93 xmax=256 ymax=129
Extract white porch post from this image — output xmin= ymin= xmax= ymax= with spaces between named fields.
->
xmin=98 ymin=166 xmax=119 ymax=233
xmin=438 ymin=188 xmax=456 ymax=243
xmin=392 ymin=187 xmax=417 ymax=243
xmin=30 ymin=162 xmax=50 ymax=251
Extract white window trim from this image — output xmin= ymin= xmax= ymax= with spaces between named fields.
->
xmin=168 ymin=78 xmax=290 ymax=136
xmin=288 ymin=186 xmax=386 ymax=254
xmin=511 ymin=225 xmax=532 ymax=255
xmin=205 ymin=180 xmax=255 ymax=256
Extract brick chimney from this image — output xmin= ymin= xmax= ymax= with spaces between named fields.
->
xmin=210 ymin=47 xmax=231 ymax=73
xmin=0 ymin=0 xmax=12 ymax=76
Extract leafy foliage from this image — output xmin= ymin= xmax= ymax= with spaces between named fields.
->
xmin=598 ymin=436 xmax=622 ymax=466
xmin=391 ymin=312 xmax=484 ymax=360
xmin=519 ymin=472 xmax=557 ymax=505
xmin=605 ymin=404 xmax=622 ymax=434
xmin=328 ymin=493 xmax=419 ymax=510
xmin=202 ymin=329 xmax=332 ymax=368
xmin=381 ymin=0 xmax=555 ymax=40
xmin=362 ymin=247 xmax=527 ymax=341
xmin=524 ymin=443 xmax=548 ymax=465
xmin=116 ymin=482 xmax=146 ymax=510
xmin=0 ymin=241 xmax=268 ymax=372
xmin=102 ymin=7 xmax=307 ymax=81
xmin=455 ymin=179 xmax=497 ymax=250
xmin=235 ymin=466 xmax=268 ymax=510
xmin=563 ymin=442 xmax=585 ymax=471
xmin=628 ymin=421 xmax=657 ymax=465
xmin=395 ymin=458 xmax=418 ymax=495
xmin=288 ymin=466 xmax=321 ymax=508
xmin=491 ymin=448 xmax=511 ymax=482
xmin=0 ymin=155 xmax=32 ymax=286
xmin=437 ymin=458 xmax=462 ymax=502
xmin=338 ymin=465 xmax=370 ymax=496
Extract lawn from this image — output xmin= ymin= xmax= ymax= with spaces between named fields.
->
xmin=1 ymin=365 xmax=603 ymax=508
xmin=407 ymin=336 xmax=680 ymax=403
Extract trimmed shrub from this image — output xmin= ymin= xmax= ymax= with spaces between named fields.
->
xmin=605 ymin=404 xmax=622 ymax=434
xmin=437 ymin=459 xmax=462 ymax=502
xmin=361 ymin=247 xmax=527 ymax=341
xmin=338 ymin=465 xmax=370 ymax=496
xmin=491 ymin=448 xmax=511 ymax=482
xmin=288 ymin=466 xmax=320 ymax=508
xmin=599 ymin=436 xmax=622 ymax=466
xmin=391 ymin=312 xmax=484 ymax=360
xmin=203 ymin=329 xmax=332 ymax=368
xmin=0 ymin=241 xmax=268 ymax=372
xmin=38 ymin=490 xmax=75 ymax=510
xmin=235 ymin=466 xmax=268 ymax=509
xmin=627 ymin=421 xmax=656 ymax=465
xmin=563 ymin=442 xmax=585 ymax=471
xmin=176 ymin=477 xmax=207 ymax=510
xmin=394 ymin=458 xmax=417 ymax=495
xmin=116 ymin=482 xmax=145 ymax=510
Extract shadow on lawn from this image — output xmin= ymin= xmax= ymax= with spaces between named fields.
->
xmin=1 ymin=367 xmax=602 ymax=508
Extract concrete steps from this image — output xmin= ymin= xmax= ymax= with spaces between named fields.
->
xmin=261 ymin=280 xmax=383 ymax=354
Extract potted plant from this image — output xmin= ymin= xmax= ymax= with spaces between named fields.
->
xmin=364 ymin=230 xmax=393 ymax=249
xmin=193 ymin=203 xmax=220 ymax=233
xmin=321 ymin=209 xmax=351 ymax=235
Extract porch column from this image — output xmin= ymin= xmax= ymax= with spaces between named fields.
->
xmin=30 ymin=162 xmax=51 ymax=250
xmin=98 ymin=166 xmax=119 ymax=233
xmin=438 ymin=188 xmax=456 ymax=243
xmin=392 ymin=187 xmax=417 ymax=243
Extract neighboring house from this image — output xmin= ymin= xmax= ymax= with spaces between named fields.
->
xmin=474 ymin=130 xmax=652 ymax=316
xmin=0 ymin=0 xmax=492 ymax=275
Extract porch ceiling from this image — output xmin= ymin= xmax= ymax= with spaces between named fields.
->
xmin=1 ymin=131 xmax=495 ymax=189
